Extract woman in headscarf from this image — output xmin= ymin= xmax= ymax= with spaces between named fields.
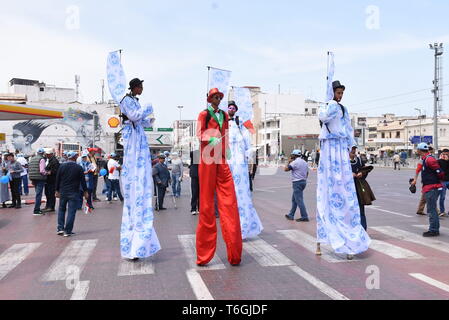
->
xmin=316 ymin=81 xmax=371 ymax=260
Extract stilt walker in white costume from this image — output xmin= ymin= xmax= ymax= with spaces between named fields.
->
xmin=227 ymin=101 xmax=263 ymax=239
xmin=315 ymin=81 xmax=370 ymax=260
xmin=119 ymin=78 xmax=161 ymax=260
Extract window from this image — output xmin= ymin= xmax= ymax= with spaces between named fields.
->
xmin=381 ymin=133 xmax=385 ymax=138
xmin=40 ymin=87 xmax=44 ymax=92
xmin=396 ymin=131 xmax=400 ymax=138
xmin=305 ymin=108 xmax=309 ymax=113
xmin=312 ymin=108 xmax=317 ymax=115
xmin=267 ymin=133 xmax=271 ymax=140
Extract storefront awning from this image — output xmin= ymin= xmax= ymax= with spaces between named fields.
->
xmin=0 ymin=102 xmax=64 ymax=120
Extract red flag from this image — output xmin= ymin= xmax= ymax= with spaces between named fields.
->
xmin=243 ymin=120 xmax=255 ymax=134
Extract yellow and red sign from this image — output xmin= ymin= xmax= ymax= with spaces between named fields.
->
xmin=108 ymin=116 xmax=120 ymax=128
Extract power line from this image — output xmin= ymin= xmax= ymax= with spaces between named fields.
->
xmin=356 ymin=93 xmax=449 ymax=113
xmin=352 ymin=84 xmax=449 ymax=107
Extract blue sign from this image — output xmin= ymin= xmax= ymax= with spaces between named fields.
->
xmin=410 ymin=136 xmax=433 ymax=144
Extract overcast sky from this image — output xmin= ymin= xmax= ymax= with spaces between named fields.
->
xmin=1 ymin=0 xmax=448 ymax=127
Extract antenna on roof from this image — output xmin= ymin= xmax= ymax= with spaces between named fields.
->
xmin=75 ymin=75 xmax=80 ymax=102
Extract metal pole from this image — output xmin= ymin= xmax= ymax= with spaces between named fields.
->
xmin=264 ymin=101 xmax=267 ymax=163
xmin=434 ymin=48 xmax=438 ymax=150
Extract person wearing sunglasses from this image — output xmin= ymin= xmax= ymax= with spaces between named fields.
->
xmin=196 ymin=88 xmax=242 ymax=267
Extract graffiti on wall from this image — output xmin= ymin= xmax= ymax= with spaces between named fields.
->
xmin=10 ymin=108 xmax=104 ymax=155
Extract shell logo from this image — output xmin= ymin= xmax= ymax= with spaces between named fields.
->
xmin=108 ymin=117 xmax=120 ymax=128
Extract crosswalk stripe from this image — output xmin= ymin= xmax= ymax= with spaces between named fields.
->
xmin=289 ymin=266 xmax=350 ymax=300
xmin=0 ymin=243 xmax=42 ymax=281
xmin=366 ymin=206 xmax=412 ymax=218
xmin=118 ymin=258 xmax=155 ymax=276
xmin=369 ymin=239 xmax=424 ymax=260
xmin=277 ymin=230 xmax=351 ymax=263
xmin=186 ymin=269 xmax=214 ymax=300
xmin=413 ymin=225 xmax=449 ymax=233
xmin=177 ymin=235 xmax=226 ymax=270
xmin=243 ymin=237 xmax=294 ymax=267
xmin=41 ymin=240 xmax=98 ymax=282
xmin=409 ymin=273 xmax=449 ymax=293
xmin=70 ymin=280 xmax=90 ymax=300
xmin=371 ymin=226 xmax=449 ymax=255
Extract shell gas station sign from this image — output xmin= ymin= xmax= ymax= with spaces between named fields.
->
xmin=102 ymin=115 xmax=121 ymax=133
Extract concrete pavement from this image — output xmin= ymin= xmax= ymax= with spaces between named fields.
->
xmin=1 ymin=167 xmax=449 ymax=300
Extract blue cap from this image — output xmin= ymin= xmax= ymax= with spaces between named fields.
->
xmin=417 ymin=143 xmax=429 ymax=151
xmin=164 ymin=151 xmax=170 ymax=155
xmin=67 ymin=151 xmax=78 ymax=159
xmin=110 ymin=153 xmax=117 ymax=158
xmin=291 ymin=149 xmax=302 ymax=156
xmin=37 ymin=148 xmax=45 ymax=154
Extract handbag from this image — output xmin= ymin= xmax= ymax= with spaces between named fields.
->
xmin=356 ymin=179 xmax=376 ymax=205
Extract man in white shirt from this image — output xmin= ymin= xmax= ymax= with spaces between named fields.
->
xmin=16 ymin=154 xmax=29 ymax=196
xmin=107 ymin=153 xmax=124 ymax=203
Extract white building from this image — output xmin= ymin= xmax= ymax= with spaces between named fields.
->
xmin=8 ymin=78 xmax=77 ymax=103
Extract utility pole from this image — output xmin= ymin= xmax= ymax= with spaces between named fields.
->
xmin=430 ymin=42 xmax=444 ymax=150
xmin=101 ymin=79 xmax=105 ymax=104
xmin=177 ymin=106 xmax=184 ymax=154
xmin=264 ymin=101 xmax=267 ymax=163
xmin=415 ymin=108 xmax=423 ymax=143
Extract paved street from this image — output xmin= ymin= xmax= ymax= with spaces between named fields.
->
xmin=1 ymin=166 xmax=449 ymax=300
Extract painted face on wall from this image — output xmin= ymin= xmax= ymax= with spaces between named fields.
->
xmin=12 ymin=129 xmax=32 ymax=151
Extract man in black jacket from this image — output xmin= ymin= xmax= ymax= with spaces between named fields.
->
xmin=43 ymin=149 xmax=60 ymax=213
xmin=190 ymin=150 xmax=200 ymax=215
xmin=152 ymin=154 xmax=170 ymax=211
xmin=56 ymin=152 xmax=88 ymax=237
xmin=438 ymin=149 xmax=449 ymax=217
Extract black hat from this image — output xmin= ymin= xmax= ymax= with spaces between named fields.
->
xmin=228 ymin=100 xmax=238 ymax=111
xmin=129 ymin=78 xmax=144 ymax=90
xmin=332 ymin=80 xmax=345 ymax=91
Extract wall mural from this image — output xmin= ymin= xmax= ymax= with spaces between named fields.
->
xmin=8 ymin=108 xmax=104 ymax=155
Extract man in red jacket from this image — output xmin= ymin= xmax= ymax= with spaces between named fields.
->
xmin=196 ymin=88 xmax=242 ymax=266
xmin=411 ymin=143 xmax=444 ymax=237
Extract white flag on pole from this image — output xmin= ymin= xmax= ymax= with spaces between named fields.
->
xmin=208 ymin=67 xmax=232 ymax=111
xmin=233 ymin=87 xmax=253 ymax=123
xmin=107 ymin=51 xmax=127 ymax=104
xmin=326 ymin=52 xmax=335 ymax=102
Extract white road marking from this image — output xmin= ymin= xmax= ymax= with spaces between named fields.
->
xmin=370 ymin=240 xmax=424 ymax=260
xmin=413 ymin=225 xmax=449 ymax=233
xmin=289 ymin=266 xmax=349 ymax=300
xmin=409 ymin=273 xmax=449 ymax=293
xmin=0 ymin=243 xmax=42 ymax=281
xmin=70 ymin=280 xmax=90 ymax=300
xmin=178 ymin=235 xmax=226 ymax=270
xmin=186 ymin=269 xmax=214 ymax=300
xmin=243 ymin=237 xmax=294 ymax=267
xmin=372 ymin=226 xmax=449 ymax=255
xmin=366 ymin=206 xmax=412 ymax=218
xmin=41 ymin=240 xmax=98 ymax=282
xmin=118 ymin=258 xmax=155 ymax=276
xmin=277 ymin=230 xmax=355 ymax=263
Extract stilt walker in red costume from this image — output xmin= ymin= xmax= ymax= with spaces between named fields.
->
xmin=196 ymin=88 xmax=242 ymax=266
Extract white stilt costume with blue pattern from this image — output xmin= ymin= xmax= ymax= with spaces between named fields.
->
xmin=316 ymin=100 xmax=370 ymax=255
xmin=227 ymin=119 xmax=263 ymax=239
xmin=119 ymin=95 xmax=161 ymax=259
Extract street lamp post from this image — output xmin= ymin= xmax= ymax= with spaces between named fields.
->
xmin=177 ymin=106 xmax=184 ymax=155
xmin=415 ymin=108 xmax=423 ymax=143
xmin=429 ymin=42 xmax=444 ymax=150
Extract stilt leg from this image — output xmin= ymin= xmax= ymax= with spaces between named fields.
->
xmin=316 ymin=243 xmax=322 ymax=256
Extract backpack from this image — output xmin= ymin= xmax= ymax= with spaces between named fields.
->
xmin=319 ymin=102 xmax=346 ymax=133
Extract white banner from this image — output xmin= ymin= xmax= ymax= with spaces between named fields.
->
xmin=233 ymin=87 xmax=253 ymax=123
xmin=326 ymin=51 xmax=335 ymax=102
xmin=208 ymin=67 xmax=232 ymax=111
xmin=107 ymin=51 xmax=127 ymax=104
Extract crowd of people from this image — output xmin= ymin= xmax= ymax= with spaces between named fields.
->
xmin=3 ymin=78 xmax=446 ymax=267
